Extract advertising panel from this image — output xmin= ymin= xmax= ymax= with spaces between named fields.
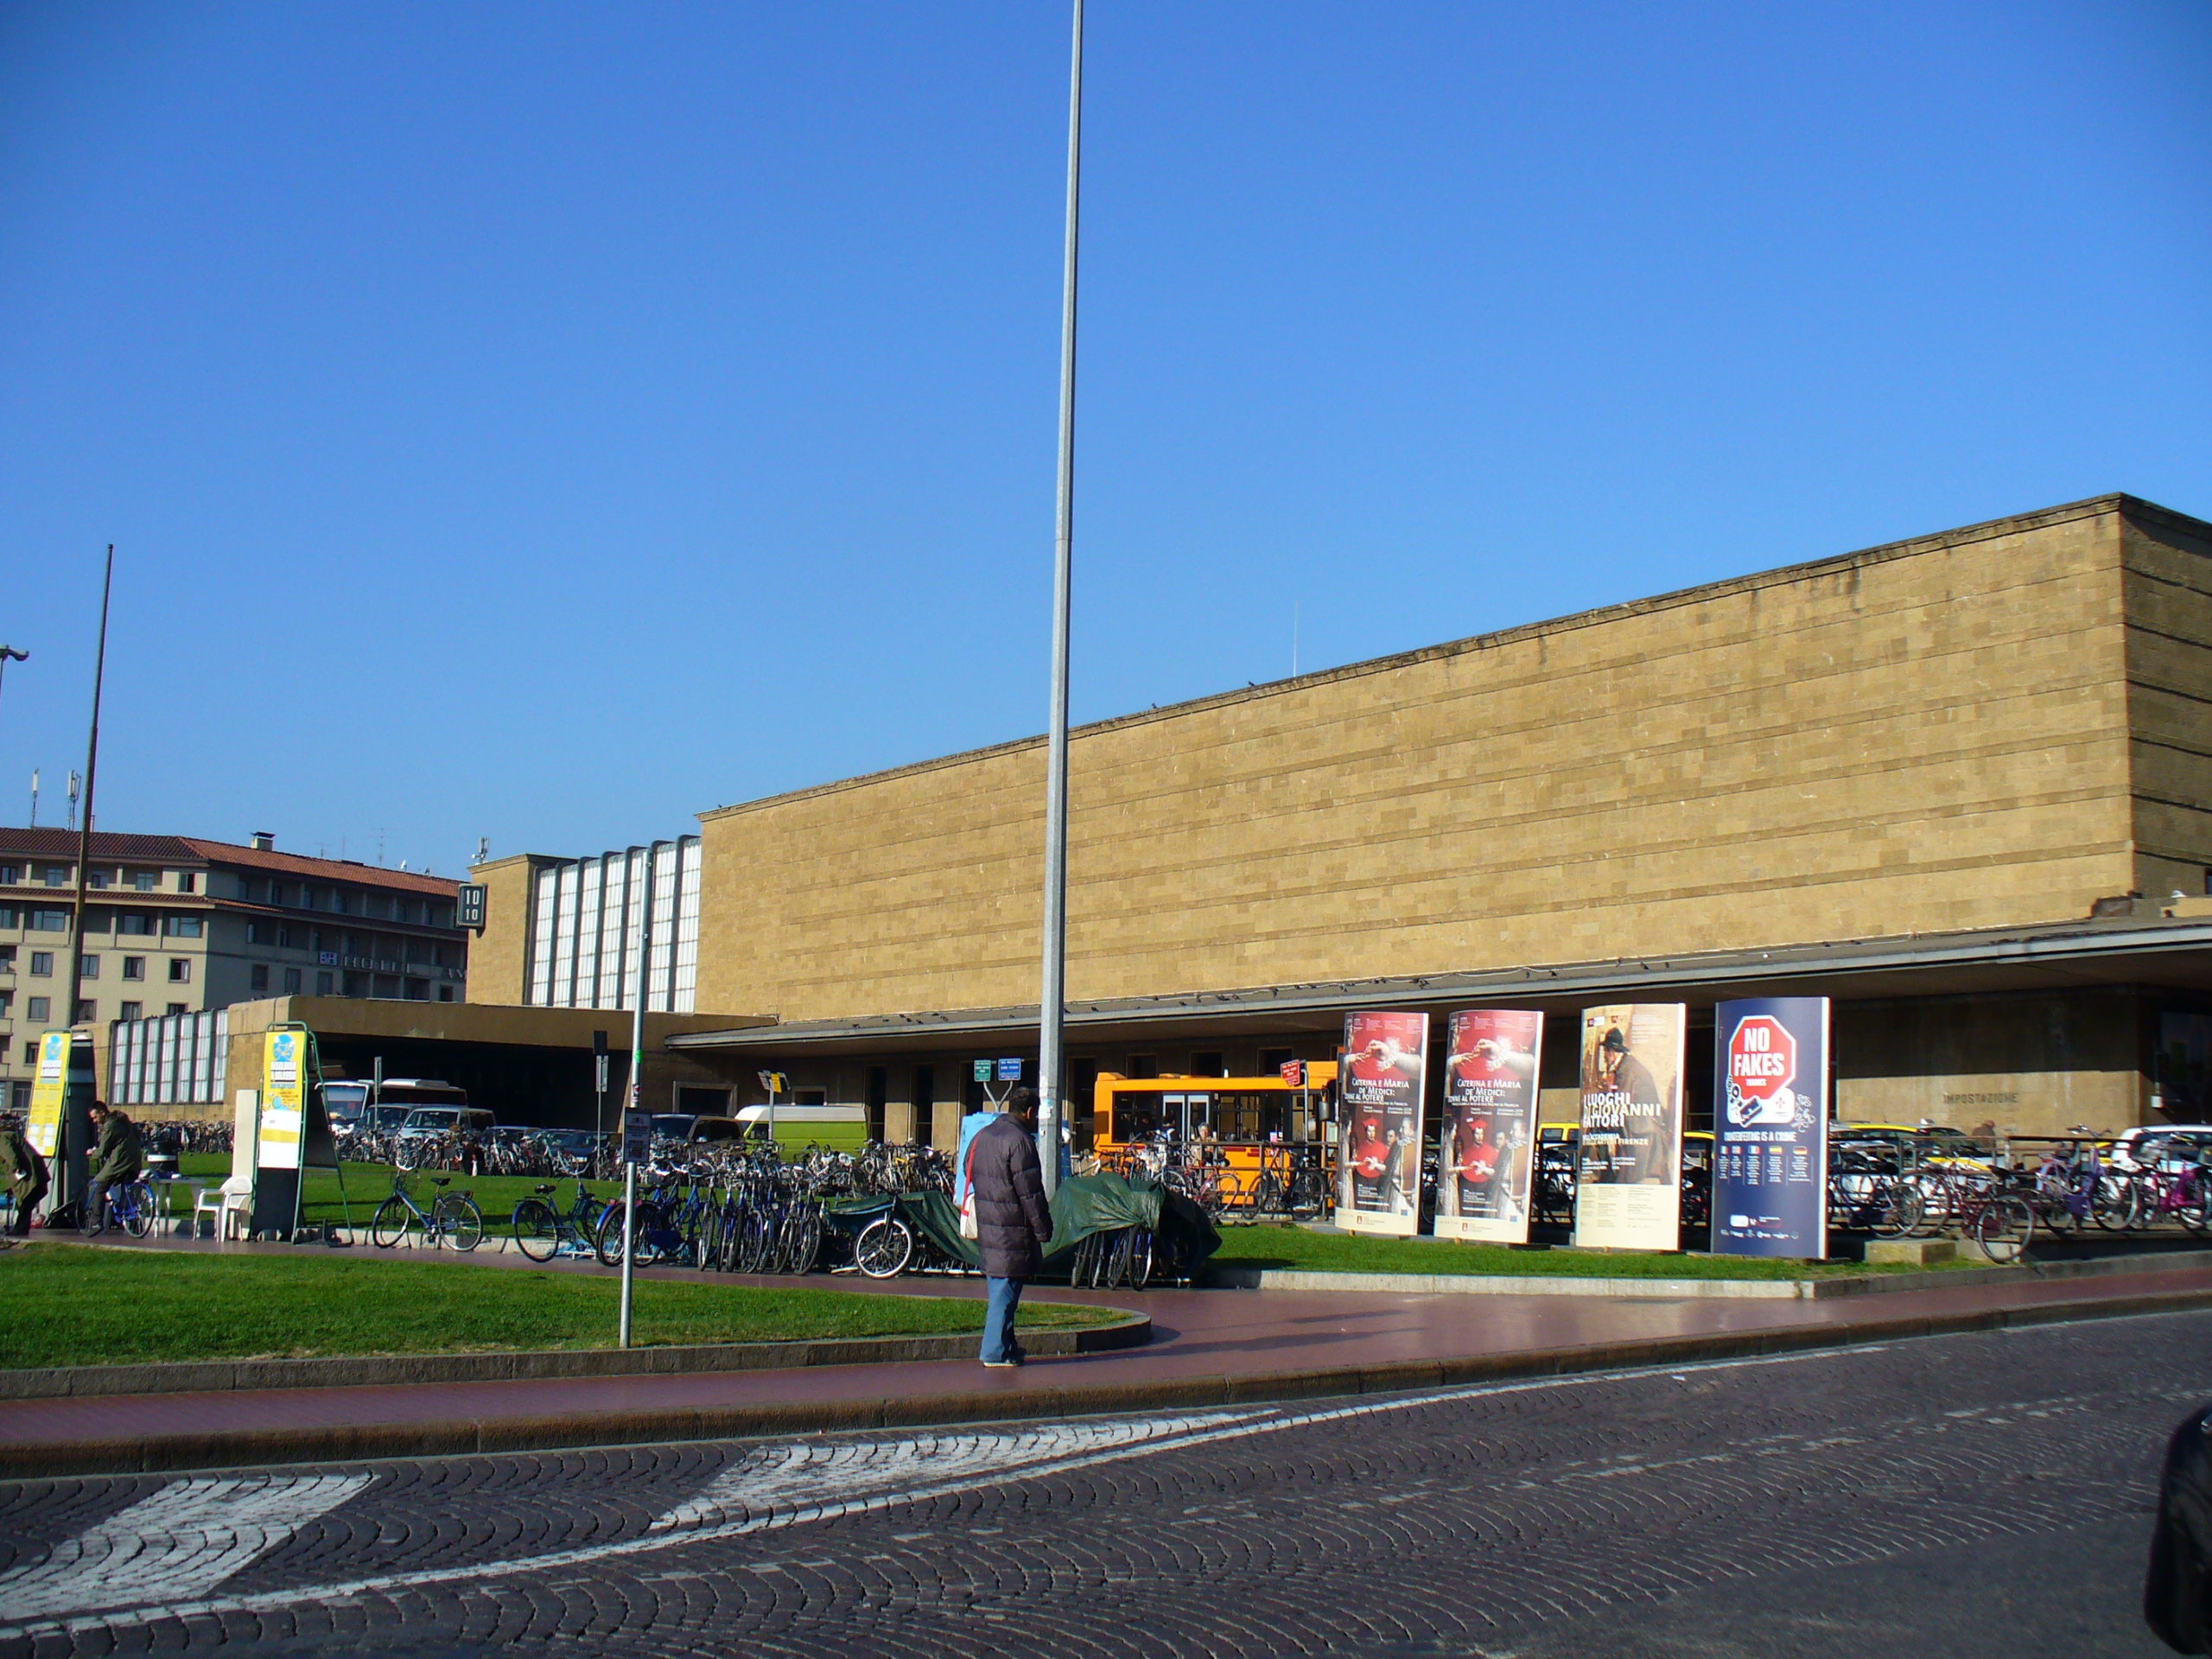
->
xmin=1333 ymin=1010 xmax=1427 ymax=1236
xmin=258 ymin=1028 xmax=306 ymax=1172
xmin=1713 ymin=997 xmax=1829 ymax=1258
xmin=25 ymin=1031 xmax=69 ymax=1158
xmin=1573 ymin=1004 xmax=1685 ymax=1251
xmin=1434 ymin=1009 xmax=1543 ymax=1243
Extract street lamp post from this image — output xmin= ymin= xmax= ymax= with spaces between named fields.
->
xmin=1036 ymin=0 xmax=1083 ymax=1198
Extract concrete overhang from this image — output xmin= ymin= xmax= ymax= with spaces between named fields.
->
xmin=664 ymin=918 xmax=2212 ymax=1059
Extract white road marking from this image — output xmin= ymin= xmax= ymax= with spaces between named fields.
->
xmin=0 ymin=1471 xmax=371 ymax=1621
xmin=0 ymin=1344 xmax=1880 ymax=1643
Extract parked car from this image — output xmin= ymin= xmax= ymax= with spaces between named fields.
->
xmin=2107 ymin=1125 xmax=2212 ymax=1173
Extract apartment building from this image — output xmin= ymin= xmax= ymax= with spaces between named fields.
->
xmin=0 ymin=828 xmax=466 ymax=1110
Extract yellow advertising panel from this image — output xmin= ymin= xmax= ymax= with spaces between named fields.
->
xmin=258 ymin=1029 xmax=306 ymax=1172
xmin=26 ymin=1031 xmax=69 ymax=1158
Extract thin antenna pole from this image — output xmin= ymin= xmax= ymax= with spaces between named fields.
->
xmin=66 ymin=546 xmax=115 ymax=1089
xmin=1293 ymin=601 xmax=1300 ymax=677
xmin=1036 ymin=0 xmax=1083 ymax=1198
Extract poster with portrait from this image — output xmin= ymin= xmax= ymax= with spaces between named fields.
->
xmin=1334 ymin=1010 xmax=1427 ymax=1236
xmin=1434 ymin=1009 xmax=1543 ymax=1243
xmin=1573 ymin=1003 xmax=1685 ymax=1251
xmin=1713 ymin=998 xmax=1829 ymax=1259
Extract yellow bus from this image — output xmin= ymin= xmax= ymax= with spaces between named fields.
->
xmin=1090 ymin=1064 xmax=1339 ymax=1214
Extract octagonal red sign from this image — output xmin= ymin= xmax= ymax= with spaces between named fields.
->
xmin=1727 ymin=1014 xmax=1797 ymax=1105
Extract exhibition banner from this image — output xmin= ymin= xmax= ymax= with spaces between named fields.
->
xmin=1573 ymin=1003 xmax=1686 ymax=1251
xmin=25 ymin=1031 xmax=69 ymax=1158
xmin=258 ymin=1028 xmax=306 ymax=1172
xmin=1435 ymin=1009 xmax=1543 ymax=1243
xmin=1713 ymin=997 xmax=1829 ymax=1258
xmin=1334 ymin=1009 xmax=1427 ymax=1236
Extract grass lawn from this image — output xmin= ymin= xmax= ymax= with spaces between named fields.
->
xmin=0 ymin=1244 xmax=1114 ymax=1370
xmin=175 ymin=1153 xmax=614 ymax=1228
xmin=1210 ymin=1224 xmax=1968 ymax=1281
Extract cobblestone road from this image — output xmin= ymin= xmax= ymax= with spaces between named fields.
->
xmin=0 ymin=1310 xmax=2196 ymax=1658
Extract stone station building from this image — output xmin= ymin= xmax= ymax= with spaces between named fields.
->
xmin=466 ymin=494 xmax=2212 ymax=1147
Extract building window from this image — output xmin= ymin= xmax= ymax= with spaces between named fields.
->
xmin=86 ymin=870 xmax=108 ymax=889
xmin=0 ymin=864 xmax=17 ymax=885
xmin=0 ymin=991 xmax=8 ymax=1015
xmin=271 ymin=882 xmax=289 ymax=906
xmin=316 ymin=970 xmax=334 ymax=995
xmin=168 ymin=958 xmax=191 ymax=982
xmin=1126 ymin=1054 xmax=1160 ymax=1079
xmin=122 ymin=957 xmax=144 ymax=980
xmin=276 ymin=925 xmax=292 ymax=948
xmin=283 ymin=967 xmax=302 ymax=994
xmin=39 ymin=866 xmax=67 ymax=887
xmin=240 ymin=878 xmax=262 ymax=903
xmin=163 ymin=916 xmax=203 ymax=938
xmin=119 ymin=1000 xmax=141 ymax=1022
xmin=118 ymin=912 xmax=152 ymax=935
xmin=245 ymin=921 xmax=263 ymax=944
xmin=166 ymin=1002 xmax=186 ymax=1016
xmin=250 ymin=965 xmax=270 ymax=995
xmin=29 ymin=952 xmax=52 ymax=976
xmin=26 ymin=997 xmax=49 ymax=1022
xmin=0 ymin=945 xmax=14 ymax=966
xmin=78 ymin=955 xmax=99 ymax=979
xmin=29 ymin=910 xmax=67 ymax=932
xmin=1192 ymin=1052 xmax=1226 ymax=1077
xmin=73 ymin=1000 xmax=93 ymax=1022
xmin=130 ymin=869 xmax=156 ymax=891
xmin=332 ymin=890 xmax=348 ymax=914
xmin=436 ymin=984 xmax=454 ymax=1002
xmin=20 ymin=1043 xmax=35 ymax=1064
xmin=177 ymin=873 xmax=196 ymax=893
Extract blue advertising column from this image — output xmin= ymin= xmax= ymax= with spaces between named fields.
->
xmin=1713 ymin=998 xmax=1830 ymax=1259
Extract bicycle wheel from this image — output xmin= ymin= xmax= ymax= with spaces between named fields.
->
xmin=1250 ymin=1173 xmax=1287 ymax=1217
xmin=855 ymin=1216 xmax=913 ymax=1278
xmin=122 ymin=1182 xmax=155 ymax=1239
xmin=2092 ymin=1174 xmax=2133 ymax=1232
xmin=371 ymin=1196 xmax=413 ymax=1249
xmin=784 ymin=1209 xmax=823 ymax=1276
xmin=1869 ymin=1181 xmax=1922 ymax=1239
xmin=1126 ymin=1228 xmax=1155 ymax=1289
xmin=1972 ymin=1195 xmax=2033 ymax=1263
xmin=1104 ymin=1229 xmax=1133 ymax=1288
xmin=512 ymin=1198 xmax=559 ymax=1262
xmin=437 ymin=1193 xmax=484 ymax=1252
xmin=594 ymin=1202 xmax=630 ymax=1267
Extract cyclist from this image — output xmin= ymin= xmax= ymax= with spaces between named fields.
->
xmin=82 ymin=1101 xmax=143 ymax=1234
xmin=1 ymin=1116 xmax=48 ymax=1236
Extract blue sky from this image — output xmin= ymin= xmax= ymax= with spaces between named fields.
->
xmin=3 ymin=1 xmax=2207 ymax=874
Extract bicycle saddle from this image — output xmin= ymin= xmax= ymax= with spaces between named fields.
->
xmin=431 ymin=1176 xmax=452 ymax=1187
xmin=534 ymin=1183 xmax=556 ymax=1194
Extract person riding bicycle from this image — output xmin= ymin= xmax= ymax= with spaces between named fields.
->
xmin=83 ymin=1102 xmax=143 ymax=1234
xmin=1 ymin=1116 xmax=48 ymax=1236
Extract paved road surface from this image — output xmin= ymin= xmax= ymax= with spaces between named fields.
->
xmin=0 ymin=1309 xmax=2195 ymax=1657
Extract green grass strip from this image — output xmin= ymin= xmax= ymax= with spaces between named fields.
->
xmin=0 ymin=1244 xmax=1111 ymax=1369
xmin=1210 ymin=1224 xmax=1972 ymax=1280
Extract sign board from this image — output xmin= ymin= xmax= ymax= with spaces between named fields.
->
xmin=456 ymin=883 xmax=487 ymax=931
xmin=257 ymin=1029 xmax=307 ymax=1171
xmin=1279 ymin=1059 xmax=1306 ymax=1088
xmin=996 ymin=1058 xmax=1024 ymax=1082
xmin=25 ymin=1031 xmax=68 ymax=1159
xmin=595 ymin=1054 xmax=611 ymax=1095
xmin=1713 ymin=998 xmax=1830 ymax=1258
xmin=972 ymin=1059 xmax=994 ymax=1084
xmin=1435 ymin=1010 xmax=1543 ymax=1244
xmin=623 ymin=1109 xmax=653 ymax=1166
xmin=758 ymin=1070 xmax=787 ymax=1094
xmin=1573 ymin=1004 xmax=1686 ymax=1252
xmin=1333 ymin=1010 xmax=1427 ymax=1237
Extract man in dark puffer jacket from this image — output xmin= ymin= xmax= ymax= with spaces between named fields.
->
xmin=2149 ymin=1403 xmax=2212 ymax=1652
xmin=967 ymin=1087 xmax=1055 ymax=1368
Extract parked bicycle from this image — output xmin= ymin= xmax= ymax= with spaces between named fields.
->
xmin=370 ymin=1171 xmax=485 ymax=1251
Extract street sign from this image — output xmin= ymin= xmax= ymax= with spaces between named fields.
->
xmin=456 ymin=883 xmax=486 ymax=931
xmin=595 ymin=1054 xmax=610 ymax=1094
xmin=996 ymin=1058 xmax=1024 ymax=1082
xmin=622 ymin=1109 xmax=652 ymax=1166
xmin=757 ymin=1070 xmax=786 ymax=1094
xmin=1279 ymin=1059 xmax=1306 ymax=1088
xmin=972 ymin=1059 xmax=993 ymax=1083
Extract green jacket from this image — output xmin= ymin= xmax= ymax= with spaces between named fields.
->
xmin=1 ymin=1127 xmax=46 ymax=1189
xmin=92 ymin=1113 xmax=143 ymax=1185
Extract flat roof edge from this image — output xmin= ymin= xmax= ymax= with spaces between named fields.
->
xmin=700 ymin=493 xmax=2192 ymax=825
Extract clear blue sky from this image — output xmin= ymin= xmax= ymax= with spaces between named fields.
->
xmin=3 ymin=2 xmax=2207 ymax=874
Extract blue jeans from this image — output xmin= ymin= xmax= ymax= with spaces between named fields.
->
xmin=982 ymin=1275 xmax=1026 ymax=1363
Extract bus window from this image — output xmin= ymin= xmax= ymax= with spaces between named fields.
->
xmin=1112 ymin=1093 xmax=1162 ymax=1142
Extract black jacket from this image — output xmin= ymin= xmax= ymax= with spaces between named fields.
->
xmin=968 ymin=1114 xmax=1053 ymax=1281
xmin=2149 ymin=1404 xmax=2212 ymax=1653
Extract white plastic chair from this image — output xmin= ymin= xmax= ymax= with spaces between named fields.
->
xmin=193 ymin=1175 xmax=254 ymax=1240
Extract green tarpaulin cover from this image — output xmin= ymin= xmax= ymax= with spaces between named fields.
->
xmin=834 ymin=1170 xmax=1217 ymax=1276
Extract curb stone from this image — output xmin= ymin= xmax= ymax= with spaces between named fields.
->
xmin=3 ymin=1283 xmax=2208 ymax=1480
xmin=0 ymin=1309 xmax=1150 ymax=1401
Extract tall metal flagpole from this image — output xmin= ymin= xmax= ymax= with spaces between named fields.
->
xmin=61 ymin=549 xmax=113 ymax=1214
xmin=1037 ymin=0 xmax=1083 ymax=1198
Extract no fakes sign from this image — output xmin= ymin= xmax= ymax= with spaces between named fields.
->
xmin=1713 ymin=998 xmax=1829 ymax=1259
